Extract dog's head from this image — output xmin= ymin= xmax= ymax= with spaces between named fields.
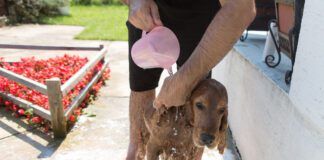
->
xmin=189 ymin=79 xmax=228 ymax=151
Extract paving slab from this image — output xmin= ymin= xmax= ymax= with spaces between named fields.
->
xmin=0 ymin=24 xmax=110 ymax=62
xmin=52 ymin=95 xmax=129 ymax=160
xmin=0 ymin=24 xmax=108 ymax=47
xmin=105 ymin=41 xmax=130 ymax=98
xmin=0 ymin=129 xmax=62 ymax=160
xmin=0 ymin=107 xmax=32 ymax=139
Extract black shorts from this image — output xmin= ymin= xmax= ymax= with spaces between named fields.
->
xmin=128 ymin=0 xmax=221 ymax=91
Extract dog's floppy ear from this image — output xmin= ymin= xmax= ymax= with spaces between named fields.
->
xmin=217 ymin=109 xmax=228 ymax=154
xmin=185 ymin=100 xmax=194 ymax=126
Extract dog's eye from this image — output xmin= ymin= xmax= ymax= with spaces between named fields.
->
xmin=195 ymin=102 xmax=204 ymax=110
xmin=219 ymin=108 xmax=226 ymax=113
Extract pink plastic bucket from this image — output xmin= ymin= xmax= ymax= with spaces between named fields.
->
xmin=131 ymin=26 xmax=180 ymax=71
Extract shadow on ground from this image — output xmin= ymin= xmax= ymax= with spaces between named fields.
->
xmin=0 ymin=108 xmax=63 ymax=159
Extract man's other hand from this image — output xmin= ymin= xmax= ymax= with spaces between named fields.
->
xmin=154 ymin=75 xmax=190 ymax=109
xmin=128 ymin=0 xmax=163 ymax=31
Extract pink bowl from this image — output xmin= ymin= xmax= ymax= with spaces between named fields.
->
xmin=131 ymin=26 xmax=180 ymax=70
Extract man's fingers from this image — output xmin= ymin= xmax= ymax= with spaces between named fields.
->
xmin=128 ymin=17 xmax=140 ymax=29
xmin=150 ymin=3 xmax=163 ymax=26
xmin=141 ymin=12 xmax=155 ymax=31
xmin=128 ymin=5 xmax=155 ymax=31
xmin=129 ymin=15 xmax=152 ymax=31
xmin=140 ymin=20 xmax=153 ymax=31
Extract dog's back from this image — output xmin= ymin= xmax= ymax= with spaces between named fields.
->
xmin=144 ymin=104 xmax=203 ymax=160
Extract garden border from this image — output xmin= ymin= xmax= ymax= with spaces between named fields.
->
xmin=0 ymin=44 xmax=108 ymax=139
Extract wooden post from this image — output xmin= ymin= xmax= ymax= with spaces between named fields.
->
xmin=46 ymin=78 xmax=67 ymax=139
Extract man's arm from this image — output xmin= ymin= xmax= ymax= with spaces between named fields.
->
xmin=179 ymin=0 xmax=256 ymax=90
xmin=155 ymin=0 xmax=256 ymax=108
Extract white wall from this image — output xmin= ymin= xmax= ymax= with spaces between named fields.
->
xmin=213 ymin=49 xmax=324 ymax=160
xmin=212 ymin=2 xmax=324 ymax=158
xmin=289 ymin=0 xmax=324 ymax=135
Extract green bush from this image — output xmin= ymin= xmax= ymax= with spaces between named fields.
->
xmin=71 ymin=0 xmax=92 ymax=5
xmin=41 ymin=0 xmax=69 ymax=15
xmin=101 ymin=0 xmax=121 ymax=5
xmin=71 ymin=0 xmax=123 ymax=5
xmin=7 ymin=0 xmax=43 ymax=23
xmin=7 ymin=0 xmax=70 ymax=24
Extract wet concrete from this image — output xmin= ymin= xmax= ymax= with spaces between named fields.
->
xmin=52 ymin=96 xmax=130 ymax=160
xmin=0 ymin=25 xmax=239 ymax=160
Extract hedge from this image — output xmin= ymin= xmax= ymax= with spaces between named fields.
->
xmin=6 ymin=0 xmax=69 ymax=24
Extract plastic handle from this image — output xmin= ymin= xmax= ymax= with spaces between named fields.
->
xmin=142 ymin=31 xmax=147 ymax=37
xmin=167 ymin=68 xmax=173 ymax=76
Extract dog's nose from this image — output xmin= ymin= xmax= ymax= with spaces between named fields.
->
xmin=200 ymin=133 xmax=215 ymax=145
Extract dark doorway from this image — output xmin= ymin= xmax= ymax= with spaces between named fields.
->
xmin=0 ymin=0 xmax=7 ymax=16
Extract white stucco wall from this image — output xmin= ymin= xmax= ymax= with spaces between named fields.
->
xmin=289 ymin=0 xmax=324 ymax=135
xmin=213 ymin=49 xmax=324 ymax=160
xmin=211 ymin=1 xmax=324 ymax=159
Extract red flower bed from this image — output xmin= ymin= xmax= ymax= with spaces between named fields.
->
xmin=0 ymin=55 xmax=110 ymax=130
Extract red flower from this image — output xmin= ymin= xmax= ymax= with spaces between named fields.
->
xmin=4 ymin=101 xmax=11 ymax=106
xmin=74 ymin=108 xmax=81 ymax=116
xmin=31 ymin=116 xmax=42 ymax=124
xmin=12 ymin=105 xmax=18 ymax=112
xmin=17 ymin=109 xmax=25 ymax=116
xmin=69 ymin=115 xmax=76 ymax=122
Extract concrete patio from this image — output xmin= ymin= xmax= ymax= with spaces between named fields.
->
xmin=0 ymin=25 xmax=239 ymax=160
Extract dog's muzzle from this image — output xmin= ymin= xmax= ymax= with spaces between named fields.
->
xmin=200 ymin=133 xmax=215 ymax=145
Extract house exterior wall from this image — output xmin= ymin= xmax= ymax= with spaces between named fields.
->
xmin=289 ymin=0 xmax=324 ymax=136
xmin=212 ymin=1 xmax=324 ymax=158
xmin=213 ymin=49 xmax=324 ymax=160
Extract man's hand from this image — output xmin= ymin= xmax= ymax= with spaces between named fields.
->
xmin=154 ymin=75 xmax=190 ymax=109
xmin=128 ymin=0 xmax=162 ymax=31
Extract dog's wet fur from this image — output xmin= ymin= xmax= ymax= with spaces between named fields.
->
xmin=142 ymin=79 xmax=228 ymax=160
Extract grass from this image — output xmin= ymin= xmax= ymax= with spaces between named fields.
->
xmin=42 ymin=5 xmax=128 ymax=41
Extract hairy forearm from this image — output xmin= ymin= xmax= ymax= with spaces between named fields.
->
xmin=176 ymin=0 xmax=256 ymax=91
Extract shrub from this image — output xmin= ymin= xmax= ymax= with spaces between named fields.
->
xmin=101 ymin=0 xmax=123 ymax=5
xmin=7 ymin=0 xmax=43 ymax=23
xmin=41 ymin=0 xmax=70 ymax=15
xmin=6 ymin=0 xmax=70 ymax=24
xmin=71 ymin=0 xmax=92 ymax=5
xmin=71 ymin=0 xmax=123 ymax=5
xmin=101 ymin=0 xmax=113 ymax=5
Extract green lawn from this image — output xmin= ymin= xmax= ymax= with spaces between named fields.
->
xmin=42 ymin=5 xmax=128 ymax=41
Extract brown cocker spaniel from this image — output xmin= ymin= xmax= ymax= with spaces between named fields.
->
xmin=143 ymin=79 xmax=228 ymax=160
